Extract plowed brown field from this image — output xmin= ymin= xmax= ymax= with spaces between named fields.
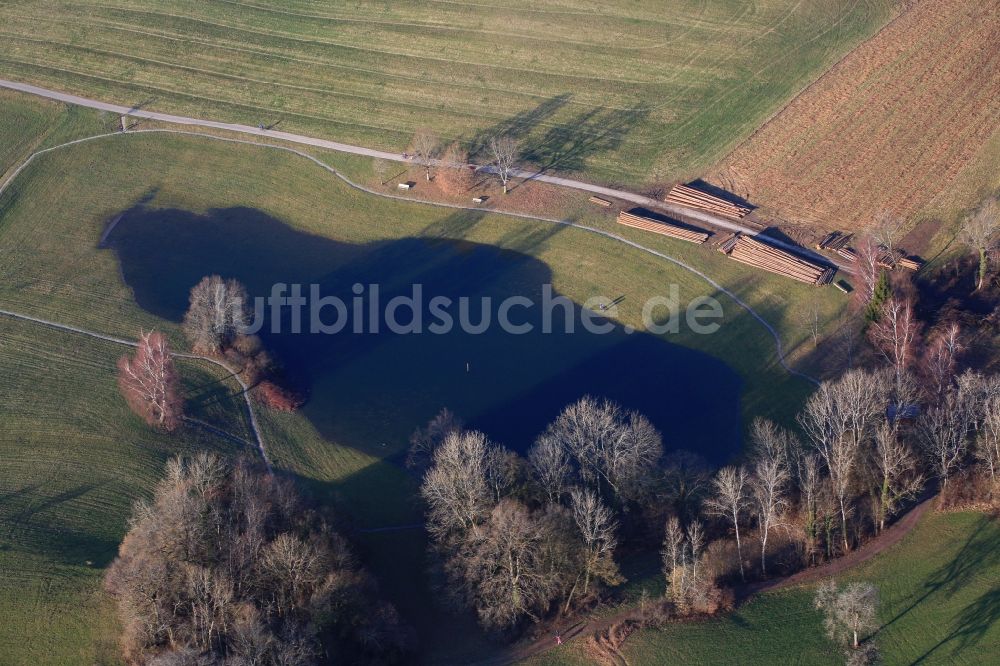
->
xmin=709 ymin=0 xmax=1000 ymax=231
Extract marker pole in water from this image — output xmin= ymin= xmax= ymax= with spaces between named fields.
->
xmin=466 ymin=361 xmax=470 ymax=373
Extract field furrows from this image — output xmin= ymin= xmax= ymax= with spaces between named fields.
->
xmin=712 ymin=0 xmax=1000 ymax=230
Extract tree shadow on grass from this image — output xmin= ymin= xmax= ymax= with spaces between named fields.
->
xmin=875 ymin=515 xmax=1000 ymax=659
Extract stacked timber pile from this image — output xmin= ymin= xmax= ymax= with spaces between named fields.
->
xmin=898 ymin=257 xmax=923 ymax=271
xmin=721 ymin=234 xmax=834 ymax=285
xmin=617 ymin=209 xmax=709 ymax=244
xmin=665 ymin=184 xmax=752 ymax=220
xmin=817 ymin=231 xmax=853 ymax=251
xmin=589 ymin=195 xmax=613 ymax=207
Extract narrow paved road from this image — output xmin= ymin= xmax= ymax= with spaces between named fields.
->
xmin=0 ymin=308 xmax=271 ymax=471
xmin=0 ymin=78 xmax=850 ymax=272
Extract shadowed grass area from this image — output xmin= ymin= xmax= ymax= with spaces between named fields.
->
xmin=0 ymin=121 xmax=847 ymax=660
xmin=0 ymin=0 xmax=894 ymax=185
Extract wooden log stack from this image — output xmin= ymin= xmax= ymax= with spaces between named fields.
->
xmin=589 ymin=195 xmax=613 ymax=207
xmin=665 ymin=184 xmax=752 ymax=220
xmin=721 ymin=234 xmax=834 ymax=285
xmin=617 ymin=210 xmax=709 ymax=244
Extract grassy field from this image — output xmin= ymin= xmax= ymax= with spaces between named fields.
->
xmin=0 ymin=317 xmax=252 ymax=664
xmin=0 ymin=95 xmax=852 ymax=661
xmin=0 ymin=0 xmax=895 ymax=185
xmin=710 ymin=0 xmax=1000 ymax=231
xmin=528 ymin=510 xmax=1000 ymax=665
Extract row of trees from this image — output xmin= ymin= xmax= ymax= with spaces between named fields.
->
xmin=105 ymin=453 xmax=412 ymax=663
xmin=413 ymin=356 xmax=1000 ymax=633
xmin=377 ymin=130 xmax=519 ymax=195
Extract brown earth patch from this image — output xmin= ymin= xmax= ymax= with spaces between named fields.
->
xmin=709 ymin=0 xmax=1000 ymax=231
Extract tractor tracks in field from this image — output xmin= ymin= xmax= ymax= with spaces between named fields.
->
xmin=0 ymin=308 xmax=271 ymax=472
xmin=0 ymin=127 xmax=819 ymax=386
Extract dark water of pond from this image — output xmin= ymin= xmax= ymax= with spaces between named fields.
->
xmin=103 ymin=206 xmax=742 ymax=463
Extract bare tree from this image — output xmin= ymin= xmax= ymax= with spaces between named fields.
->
xmin=975 ymin=395 xmax=1000 ymax=483
xmin=922 ymin=322 xmax=962 ymax=399
xmin=959 ymin=198 xmax=999 ymax=291
xmin=569 ymin=487 xmax=621 ymax=595
xmin=798 ymin=370 xmax=887 ymax=551
xmin=916 ymin=389 xmax=974 ymax=490
xmin=372 ymin=157 xmax=390 ymax=185
xmin=704 ymin=466 xmax=749 ymax=580
xmin=105 ymin=453 xmax=411 ymax=663
xmin=814 ymin=580 xmax=879 ymax=650
xmin=437 ymin=142 xmax=475 ymax=195
xmin=801 ymin=301 xmax=822 ymax=348
xmin=420 ymin=430 xmax=497 ymax=541
xmin=538 ymin=396 xmax=662 ymax=502
xmin=662 ymin=515 xmax=685 ymax=598
xmin=868 ymin=295 xmax=921 ymax=393
xmin=853 ymin=235 xmax=883 ymax=304
xmin=406 ymin=408 xmax=463 ymax=474
xmin=183 ymin=275 xmax=251 ymax=353
xmin=869 ymin=422 xmax=922 ymax=533
xmin=489 ymin=134 xmax=518 ymax=194
xmin=410 ymin=129 xmax=439 ymax=181
xmin=117 ymin=331 xmax=183 ymax=431
xmin=798 ymin=453 xmax=823 ymax=564
xmin=872 ymin=211 xmax=904 ymax=259
xmin=455 ymin=500 xmax=560 ymax=630
xmin=750 ymin=452 xmax=788 ymax=576
xmin=528 ymin=432 xmax=572 ymax=504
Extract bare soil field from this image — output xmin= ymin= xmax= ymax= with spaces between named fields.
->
xmin=709 ymin=0 xmax=1000 ymax=232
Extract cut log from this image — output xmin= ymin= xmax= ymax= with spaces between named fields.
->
xmin=617 ymin=210 xmax=709 ymax=244
xmin=589 ymin=195 xmax=613 ymax=207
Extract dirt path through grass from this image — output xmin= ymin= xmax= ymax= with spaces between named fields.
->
xmin=0 ymin=307 xmax=270 ymax=470
xmin=486 ymin=494 xmax=936 ymax=665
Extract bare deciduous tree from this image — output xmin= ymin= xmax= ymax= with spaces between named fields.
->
xmin=799 ymin=370 xmax=887 ymax=551
xmin=455 ymin=499 xmax=560 ymax=630
xmin=489 ymin=134 xmax=518 ymax=194
xmin=410 ymin=129 xmax=439 ymax=181
xmin=437 ymin=142 xmax=476 ymax=195
xmin=975 ymin=395 xmax=1000 ymax=483
xmin=569 ymin=487 xmax=621 ymax=595
xmin=117 ymin=330 xmax=183 ymax=431
xmin=814 ymin=580 xmax=879 ymax=650
xmin=798 ymin=453 xmax=823 ymax=564
xmin=420 ymin=430 xmax=497 ymax=541
xmin=869 ymin=422 xmax=922 ymax=533
xmin=916 ymin=389 xmax=974 ymax=490
xmin=528 ymin=432 xmax=572 ymax=504
xmin=406 ymin=408 xmax=463 ymax=474
xmin=750 ymin=452 xmax=788 ymax=576
xmin=853 ymin=235 xmax=883 ymax=304
xmin=183 ymin=275 xmax=250 ymax=353
xmin=922 ymin=322 xmax=962 ymax=399
xmin=704 ymin=466 xmax=749 ymax=580
xmin=106 ymin=453 xmax=411 ymax=663
xmin=872 ymin=211 xmax=904 ymax=259
xmin=959 ymin=198 xmax=999 ymax=291
xmin=868 ymin=295 xmax=920 ymax=393
xmin=538 ymin=396 xmax=662 ymax=502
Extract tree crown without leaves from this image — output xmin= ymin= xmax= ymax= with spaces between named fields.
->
xmin=183 ymin=275 xmax=250 ymax=353
xmin=814 ymin=580 xmax=879 ymax=649
xmin=536 ymin=395 xmax=662 ymax=503
xmin=105 ymin=453 xmax=411 ymax=663
xmin=117 ymin=330 xmax=182 ymax=431
xmin=490 ymin=135 xmax=518 ymax=192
